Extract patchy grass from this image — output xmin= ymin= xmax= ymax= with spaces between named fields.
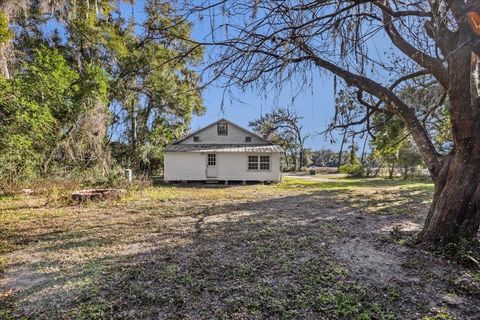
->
xmin=280 ymin=176 xmax=434 ymax=216
xmin=0 ymin=176 xmax=479 ymax=319
xmin=279 ymin=175 xmax=433 ymax=190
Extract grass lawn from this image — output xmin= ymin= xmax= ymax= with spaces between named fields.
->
xmin=0 ymin=175 xmax=479 ymax=319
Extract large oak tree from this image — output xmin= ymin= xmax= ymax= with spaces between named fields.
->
xmin=184 ymin=0 xmax=480 ymax=246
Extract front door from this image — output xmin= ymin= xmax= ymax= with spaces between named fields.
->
xmin=206 ymin=153 xmax=217 ymax=178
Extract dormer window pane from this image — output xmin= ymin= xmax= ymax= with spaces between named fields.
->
xmin=218 ymin=122 xmax=228 ymax=135
xmin=245 ymin=136 xmax=252 ymax=142
xmin=193 ymin=136 xmax=200 ymax=142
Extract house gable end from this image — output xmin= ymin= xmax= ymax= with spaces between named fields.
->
xmin=174 ymin=119 xmax=272 ymax=145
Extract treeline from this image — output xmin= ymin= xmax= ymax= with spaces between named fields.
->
xmin=330 ymin=87 xmax=448 ymax=179
xmin=301 ymin=140 xmax=423 ymax=179
xmin=0 ymin=1 xmax=203 ymax=191
xmin=249 ymin=105 xmax=428 ymax=178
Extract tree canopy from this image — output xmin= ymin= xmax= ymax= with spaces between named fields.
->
xmin=0 ymin=0 xmax=204 ymax=188
xmin=249 ymin=107 xmax=310 ymax=170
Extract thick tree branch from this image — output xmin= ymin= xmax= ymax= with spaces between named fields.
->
xmin=372 ymin=1 xmax=432 ymax=18
xmin=382 ymin=6 xmax=449 ymax=88
xmin=296 ymin=40 xmax=441 ymax=177
xmin=446 ymin=0 xmax=467 ymax=24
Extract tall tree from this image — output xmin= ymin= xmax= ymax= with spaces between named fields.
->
xmin=109 ymin=1 xmax=204 ymax=174
xmin=311 ymin=149 xmax=341 ymax=167
xmin=250 ymin=107 xmax=309 ymax=171
xmin=186 ymin=1 xmax=480 ymax=246
xmin=0 ymin=47 xmax=80 ymax=186
xmin=333 ymin=89 xmax=358 ymax=171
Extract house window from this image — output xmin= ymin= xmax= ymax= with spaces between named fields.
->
xmin=207 ymin=154 xmax=216 ymax=166
xmin=260 ymin=156 xmax=270 ymax=170
xmin=194 ymin=136 xmax=200 ymax=142
xmin=217 ymin=122 xmax=228 ymax=135
xmin=248 ymin=156 xmax=258 ymax=170
xmin=248 ymin=155 xmax=270 ymax=170
xmin=245 ymin=136 xmax=252 ymax=142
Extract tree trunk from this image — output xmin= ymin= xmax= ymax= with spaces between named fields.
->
xmin=420 ymin=38 xmax=480 ymax=245
xmin=128 ymin=99 xmax=138 ymax=168
xmin=421 ymin=154 xmax=480 ymax=245
xmin=0 ymin=46 xmax=10 ymax=79
xmin=388 ymin=162 xmax=394 ymax=179
xmin=288 ymin=148 xmax=297 ymax=171
xmin=349 ymin=134 xmax=356 ymax=164
xmin=337 ymin=130 xmax=347 ymax=171
xmin=360 ymin=134 xmax=368 ymax=163
xmin=298 ymin=147 xmax=304 ymax=170
xmin=373 ymin=163 xmax=383 ymax=178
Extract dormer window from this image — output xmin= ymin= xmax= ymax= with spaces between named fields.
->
xmin=193 ymin=136 xmax=200 ymax=142
xmin=217 ymin=122 xmax=228 ymax=135
xmin=245 ymin=136 xmax=252 ymax=142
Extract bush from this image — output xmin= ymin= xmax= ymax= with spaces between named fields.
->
xmin=339 ymin=164 xmax=364 ymax=177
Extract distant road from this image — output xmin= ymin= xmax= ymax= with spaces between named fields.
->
xmin=282 ymin=172 xmax=347 ymax=182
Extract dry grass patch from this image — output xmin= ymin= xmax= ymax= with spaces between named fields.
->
xmin=0 ymin=177 xmax=478 ymax=319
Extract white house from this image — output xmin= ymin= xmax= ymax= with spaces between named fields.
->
xmin=164 ymin=119 xmax=282 ymax=183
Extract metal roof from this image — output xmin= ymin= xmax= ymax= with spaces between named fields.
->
xmin=164 ymin=144 xmax=283 ymax=153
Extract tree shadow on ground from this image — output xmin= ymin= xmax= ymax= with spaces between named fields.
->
xmin=1 ymin=185 xmax=478 ymax=320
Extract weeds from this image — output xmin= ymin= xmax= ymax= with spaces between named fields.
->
xmin=431 ymin=238 xmax=480 ymax=268
xmin=1 ymin=176 xmax=478 ymax=319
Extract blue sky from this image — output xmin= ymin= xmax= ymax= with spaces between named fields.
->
xmin=188 ymin=19 xmax=340 ymax=150
xmin=119 ymin=1 xmax=345 ymax=150
xmin=193 ymin=72 xmax=339 ymax=150
xmin=121 ymin=1 xmax=389 ymax=151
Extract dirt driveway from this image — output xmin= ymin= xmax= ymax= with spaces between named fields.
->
xmin=282 ymin=172 xmax=347 ymax=182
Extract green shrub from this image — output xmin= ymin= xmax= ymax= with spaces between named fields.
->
xmin=339 ymin=164 xmax=364 ymax=177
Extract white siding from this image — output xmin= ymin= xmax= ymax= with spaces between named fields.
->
xmin=164 ymin=152 xmax=206 ymax=180
xmin=216 ymin=152 xmax=281 ymax=182
xmin=182 ymin=122 xmax=267 ymax=144
xmin=164 ymin=152 xmax=281 ymax=182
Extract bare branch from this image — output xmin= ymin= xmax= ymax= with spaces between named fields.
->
xmin=293 ymin=40 xmax=441 ymax=175
xmin=381 ymin=4 xmax=449 ymax=88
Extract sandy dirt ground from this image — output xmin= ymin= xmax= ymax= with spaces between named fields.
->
xmin=0 ymin=177 xmax=479 ymax=319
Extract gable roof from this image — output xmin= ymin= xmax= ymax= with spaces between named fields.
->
xmin=171 ymin=118 xmax=274 ymax=145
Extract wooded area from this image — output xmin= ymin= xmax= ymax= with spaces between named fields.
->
xmin=0 ymin=0 xmax=203 ymax=190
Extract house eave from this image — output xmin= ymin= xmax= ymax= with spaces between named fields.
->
xmin=164 ymin=144 xmax=283 ymax=153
